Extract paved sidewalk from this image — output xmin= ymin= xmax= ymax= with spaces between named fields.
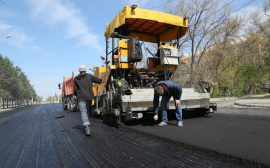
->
xmin=211 ymin=94 xmax=270 ymax=108
xmin=234 ymin=95 xmax=270 ymax=107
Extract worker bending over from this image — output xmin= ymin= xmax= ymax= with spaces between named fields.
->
xmin=74 ymin=65 xmax=102 ymax=136
xmin=153 ymin=80 xmax=183 ymax=127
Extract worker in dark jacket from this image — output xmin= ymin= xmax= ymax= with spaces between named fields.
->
xmin=153 ymin=80 xmax=183 ymax=127
xmin=74 ymin=65 xmax=102 ymax=136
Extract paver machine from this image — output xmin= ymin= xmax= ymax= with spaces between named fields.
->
xmin=91 ymin=5 xmax=216 ymax=126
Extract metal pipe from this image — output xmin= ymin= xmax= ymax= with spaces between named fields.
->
xmin=110 ymin=91 xmax=113 ymax=109
xmin=177 ymin=31 xmax=179 ymax=49
xmin=107 ymin=47 xmax=117 ymax=56
xmin=106 ymin=41 xmax=108 ymax=67
xmin=96 ymin=93 xmax=99 ymax=112
xmin=177 ymin=27 xmax=182 ymax=49
xmin=112 ymin=38 xmax=115 ymax=65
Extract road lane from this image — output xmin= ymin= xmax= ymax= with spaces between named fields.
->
xmin=127 ymin=107 xmax=270 ymax=167
xmin=0 ymin=104 xmax=233 ymax=168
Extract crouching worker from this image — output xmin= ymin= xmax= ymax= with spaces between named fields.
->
xmin=74 ymin=65 xmax=102 ymax=136
xmin=153 ymin=80 xmax=183 ymax=127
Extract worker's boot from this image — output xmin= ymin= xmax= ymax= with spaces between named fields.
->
xmin=84 ymin=125 xmax=90 ymax=136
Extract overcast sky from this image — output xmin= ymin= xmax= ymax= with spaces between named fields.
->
xmin=0 ymin=0 xmax=265 ymax=100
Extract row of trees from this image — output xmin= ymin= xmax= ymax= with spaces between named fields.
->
xmin=36 ymin=96 xmax=43 ymax=103
xmin=164 ymin=0 xmax=270 ymax=97
xmin=0 ymin=54 xmax=41 ymax=107
xmin=46 ymin=93 xmax=61 ymax=102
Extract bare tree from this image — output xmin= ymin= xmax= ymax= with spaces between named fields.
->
xmin=250 ymin=1 xmax=270 ymax=41
xmin=248 ymin=2 xmax=270 ymax=76
xmin=263 ymin=0 xmax=270 ymax=17
xmin=164 ymin=0 xmax=243 ymax=86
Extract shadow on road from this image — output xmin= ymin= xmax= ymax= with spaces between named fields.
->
xmin=125 ymin=110 xmax=213 ymax=127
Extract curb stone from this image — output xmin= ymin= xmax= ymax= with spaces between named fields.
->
xmin=234 ymin=101 xmax=270 ymax=107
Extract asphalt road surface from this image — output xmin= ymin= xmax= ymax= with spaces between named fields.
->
xmin=0 ymin=104 xmax=269 ymax=168
xmin=128 ymin=107 xmax=270 ymax=167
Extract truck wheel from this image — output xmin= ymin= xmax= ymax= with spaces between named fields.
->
xmin=67 ymin=98 xmax=72 ymax=111
xmin=70 ymin=97 xmax=78 ymax=112
xmin=63 ymin=98 xmax=68 ymax=110
xmin=63 ymin=103 xmax=67 ymax=110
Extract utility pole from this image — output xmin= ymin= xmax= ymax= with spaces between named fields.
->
xmin=55 ymin=93 xmax=57 ymax=103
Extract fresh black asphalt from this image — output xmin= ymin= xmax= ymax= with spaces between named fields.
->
xmin=125 ymin=107 xmax=270 ymax=167
xmin=0 ymin=104 xmax=269 ymax=167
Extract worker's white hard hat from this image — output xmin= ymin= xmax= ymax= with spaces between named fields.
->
xmin=78 ymin=65 xmax=87 ymax=72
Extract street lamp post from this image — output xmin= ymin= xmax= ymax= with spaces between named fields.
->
xmin=32 ymin=85 xmax=35 ymax=104
xmin=0 ymin=35 xmax=11 ymax=107
xmin=0 ymin=35 xmax=11 ymax=43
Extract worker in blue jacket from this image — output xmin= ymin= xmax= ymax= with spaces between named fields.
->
xmin=153 ymin=80 xmax=183 ymax=127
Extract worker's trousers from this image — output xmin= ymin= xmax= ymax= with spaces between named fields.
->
xmin=160 ymin=95 xmax=183 ymax=124
xmin=78 ymin=100 xmax=91 ymax=126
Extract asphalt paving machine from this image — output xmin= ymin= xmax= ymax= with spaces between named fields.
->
xmin=91 ymin=5 xmax=217 ymax=125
